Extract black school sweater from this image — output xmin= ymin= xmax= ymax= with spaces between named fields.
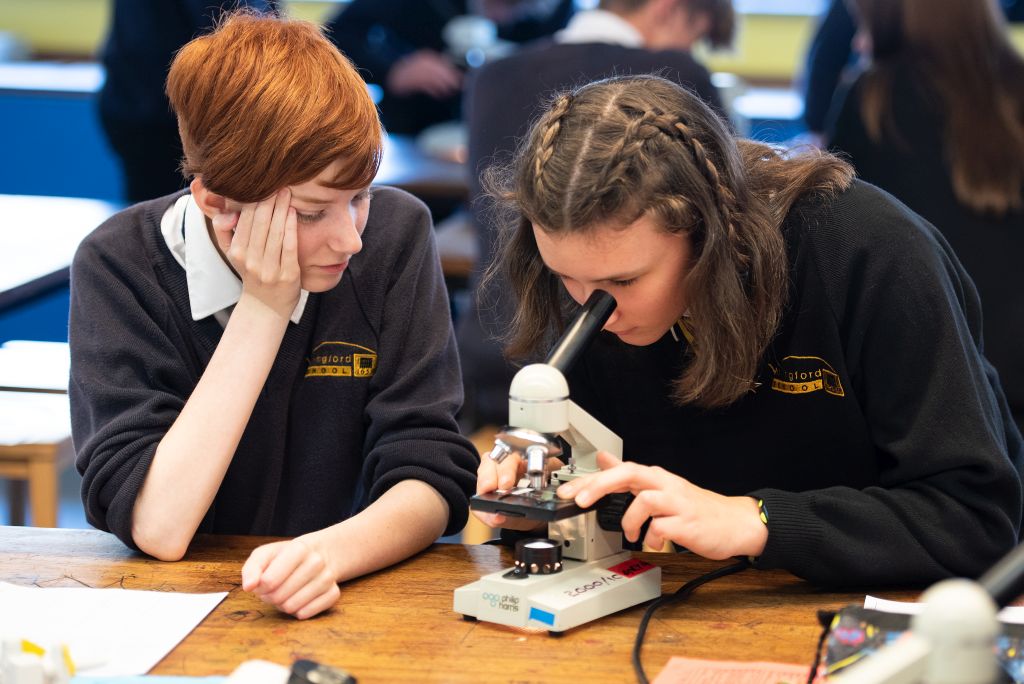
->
xmin=567 ymin=180 xmax=1024 ymax=587
xmin=70 ymin=187 xmax=477 ymax=549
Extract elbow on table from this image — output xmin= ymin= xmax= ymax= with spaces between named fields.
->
xmin=132 ymin=522 xmax=191 ymax=562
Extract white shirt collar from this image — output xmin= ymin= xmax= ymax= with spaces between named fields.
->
xmin=555 ymin=9 xmax=644 ymax=47
xmin=160 ymin=194 xmax=308 ymax=325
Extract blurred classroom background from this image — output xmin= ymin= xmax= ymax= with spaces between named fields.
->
xmin=0 ymin=0 xmax=1021 ymax=531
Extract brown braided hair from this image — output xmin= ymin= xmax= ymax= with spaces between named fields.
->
xmin=482 ymin=75 xmax=853 ymax=408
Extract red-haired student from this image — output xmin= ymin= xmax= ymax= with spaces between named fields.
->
xmin=69 ymin=12 xmax=476 ymax=619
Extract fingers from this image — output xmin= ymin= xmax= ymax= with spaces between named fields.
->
xmin=244 ymin=540 xmax=341 ymax=620
xmin=229 ymin=202 xmax=255 ymax=266
xmin=241 ymin=541 xmax=281 ymax=592
xmin=596 ymin=450 xmax=622 ymax=470
xmin=620 ymin=489 xmax=674 ymax=544
xmin=476 ymin=452 xmax=525 ymax=493
xmin=557 ymin=461 xmax=669 ymax=507
xmin=292 ymin=584 xmax=341 ymax=620
xmin=261 ymin=189 xmax=290 ymax=280
xmin=211 ymin=211 xmax=239 ymax=254
xmin=246 ymin=191 xmax=276 ymax=263
xmin=249 ymin=538 xmax=309 ymax=596
xmin=281 ymin=205 xmax=299 ymax=280
xmin=476 ymin=455 xmax=499 ymax=495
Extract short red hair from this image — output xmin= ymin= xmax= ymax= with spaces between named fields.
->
xmin=166 ymin=11 xmax=382 ymax=202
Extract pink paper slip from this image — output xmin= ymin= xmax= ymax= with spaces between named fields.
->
xmin=652 ymin=656 xmax=823 ymax=684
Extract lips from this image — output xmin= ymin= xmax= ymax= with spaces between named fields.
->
xmin=317 ymin=260 xmax=349 ymax=274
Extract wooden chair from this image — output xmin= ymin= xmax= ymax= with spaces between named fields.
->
xmin=462 ymin=425 xmax=500 ymax=544
xmin=0 ymin=341 xmax=72 ymax=527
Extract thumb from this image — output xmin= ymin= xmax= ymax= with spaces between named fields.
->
xmin=211 ymin=211 xmax=239 ymax=251
xmin=241 ymin=541 xmax=282 ymax=592
xmin=596 ymin=450 xmax=622 ymax=470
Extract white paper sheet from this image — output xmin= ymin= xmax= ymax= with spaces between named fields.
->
xmin=864 ymin=594 xmax=1024 ymax=624
xmin=0 ymin=582 xmax=227 ymax=676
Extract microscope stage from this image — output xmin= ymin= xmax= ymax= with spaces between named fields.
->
xmin=471 ymin=489 xmax=586 ymax=522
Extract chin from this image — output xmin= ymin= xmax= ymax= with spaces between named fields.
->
xmin=301 ymin=274 xmax=343 ymax=293
xmin=614 ymin=330 xmax=661 ymax=347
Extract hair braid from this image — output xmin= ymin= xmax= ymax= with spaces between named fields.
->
xmin=532 ymin=94 xmax=574 ymax=197
xmin=582 ymin=111 xmax=662 ymax=202
xmin=666 ymin=120 xmax=749 ymax=269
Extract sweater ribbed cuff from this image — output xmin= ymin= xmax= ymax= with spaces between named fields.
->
xmin=747 ymin=489 xmax=824 ymax=572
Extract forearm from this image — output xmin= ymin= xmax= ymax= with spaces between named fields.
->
xmin=301 ymin=479 xmax=450 ymax=583
xmin=132 ymin=295 xmax=289 ymax=559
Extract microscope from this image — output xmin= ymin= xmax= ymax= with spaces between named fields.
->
xmin=830 ymin=542 xmax=1024 ymax=684
xmin=453 ymin=291 xmax=662 ymax=634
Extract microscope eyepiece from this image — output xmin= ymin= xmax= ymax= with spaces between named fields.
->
xmin=545 ymin=290 xmax=617 ymax=376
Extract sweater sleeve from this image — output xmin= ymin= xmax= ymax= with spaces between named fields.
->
xmin=358 ymin=191 xmax=478 ymax=536
xmin=751 ymin=186 xmax=1024 ymax=586
xmin=69 ymin=218 xmax=199 ymax=550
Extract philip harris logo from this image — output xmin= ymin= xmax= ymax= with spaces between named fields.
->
xmin=769 ymin=355 xmax=844 ymax=397
xmin=305 ymin=341 xmax=377 ymax=379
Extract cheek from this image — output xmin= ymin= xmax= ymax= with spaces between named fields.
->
xmin=294 ymin=232 xmax=318 ymax=268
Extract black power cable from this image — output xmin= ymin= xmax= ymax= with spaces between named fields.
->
xmin=632 ymin=558 xmax=751 ymax=684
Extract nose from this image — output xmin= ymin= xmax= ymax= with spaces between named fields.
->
xmin=603 ymin=307 xmax=621 ymax=330
xmin=327 ymin=210 xmax=363 ymax=255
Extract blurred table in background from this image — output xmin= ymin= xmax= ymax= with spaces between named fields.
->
xmin=378 ymin=133 xmax=468 ymax=202
xmin=0 ymin=194 xmax=122 ymax=312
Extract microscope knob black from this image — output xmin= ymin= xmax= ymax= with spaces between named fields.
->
xmin=596 ymin=493 xmax=634 ymax=532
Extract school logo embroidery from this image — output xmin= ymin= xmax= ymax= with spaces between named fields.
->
xmin=305 ymin=341 xmax=377 ymax=379
xmin=768 ymin=355 xmax=844 ymax=397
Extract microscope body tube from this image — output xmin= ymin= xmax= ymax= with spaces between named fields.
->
xmin=978 ymin=541 xmax=1024 ymax=610
xmin=508 ymin=290 xmax=617 ymax=436
xmin=545 ymin=291 xmax=617 ymax=376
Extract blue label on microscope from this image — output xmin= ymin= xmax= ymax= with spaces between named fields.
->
xmin=529 ymin=607 xmax=555 ymax=626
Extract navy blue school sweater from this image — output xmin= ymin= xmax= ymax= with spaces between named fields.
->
xmin=69 ymin=187 xmax=477 ymax=549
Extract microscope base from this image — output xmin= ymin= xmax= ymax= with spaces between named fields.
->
xmin=453 ymin=551 xmax=661 ymax=633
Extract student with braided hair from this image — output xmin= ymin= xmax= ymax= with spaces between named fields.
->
xmin=475 ymin=74 xmax=1024 ymax=586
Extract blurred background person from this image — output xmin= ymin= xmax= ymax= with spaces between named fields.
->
xmin=324 ymin=0 xmax=575 ymax=137
xmin=826 ymin=0 xmax=1024 ymax=434
xmin=455 ymin=0 xmax=735 ymax=429
xmin=98 ymin=1 xmax=278 ymax=204
xmin=801 ymin=0 xmax=1024 ymax=146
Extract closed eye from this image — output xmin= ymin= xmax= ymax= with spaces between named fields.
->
xmin=609 ymin=277 xmax=638 ymax=287
xmin=296 ymin=210 xmax=326 ymax=224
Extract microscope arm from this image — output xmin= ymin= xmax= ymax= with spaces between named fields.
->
xmin=559 ymin=400 xmax=622 ymax=474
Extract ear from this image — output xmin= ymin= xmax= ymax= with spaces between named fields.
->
xmin=190 ymin=176 xmax=227 ymax=220
xmin=190 ymin=177 xmax=239 ymax=253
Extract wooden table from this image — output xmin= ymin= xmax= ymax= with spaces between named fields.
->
xmin=1 ymin=527 xmax=918 ymax=683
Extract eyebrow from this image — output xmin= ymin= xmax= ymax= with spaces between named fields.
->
xmin=290 ymin=194 xmax=334 ymax=206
